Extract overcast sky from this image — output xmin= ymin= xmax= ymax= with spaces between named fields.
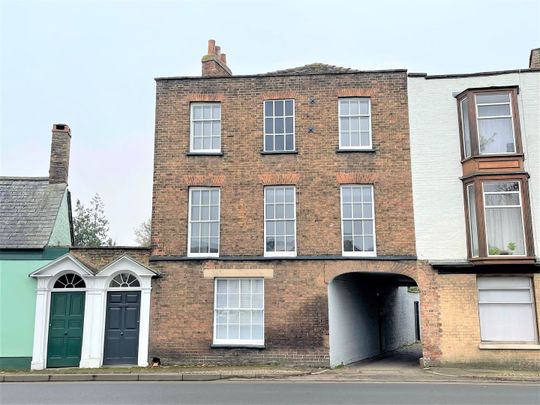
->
xmin=1 ymin=0 xmax=539 ymax=245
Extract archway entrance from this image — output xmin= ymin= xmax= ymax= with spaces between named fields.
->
xmin=328 ymin=272 xmax=421 ymax=367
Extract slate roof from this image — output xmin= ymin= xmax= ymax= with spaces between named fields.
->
xmin=265 ymin=63 xmax=362 ymax=76
xmin=0 ymin=177 xmax=67 ymax=249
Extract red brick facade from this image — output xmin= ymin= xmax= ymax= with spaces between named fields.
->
xmin=146 ymin=58 xmax=444 ymax=366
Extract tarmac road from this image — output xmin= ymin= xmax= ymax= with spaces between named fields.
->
xmin=1 ymin=381 xmax=539 ymax=405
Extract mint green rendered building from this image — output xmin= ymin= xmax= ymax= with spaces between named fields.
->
xmin=0 ymin=124 xmax=73 ymax=369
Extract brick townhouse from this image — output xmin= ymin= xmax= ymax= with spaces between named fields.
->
xmin=149 ymin=40 xmax=437 ymax=367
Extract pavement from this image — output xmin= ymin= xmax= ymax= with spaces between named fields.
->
xmin=1 ymin=344 xmax=539 ymax=383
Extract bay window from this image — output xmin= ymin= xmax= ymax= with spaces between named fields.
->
xmin=457 ymin=87 xmax=521 ymax=159
xmin=464 ymin=177 xmax=534 ymax=261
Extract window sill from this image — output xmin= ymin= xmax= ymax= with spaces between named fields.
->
xmin=461 ymin=153 xmax=524 ymax=164
xmin=187 ymin=152 xmax=224 ymax=156
xmin=260 ymin=150 xmax=298 ymax=155
xmin=468 ymin=256 xmax=536 ymax=265
xmin=211 ymin=344 xmax=265 ymax=349
xmin=479 ymin=343 xmax=540 ymax=350
xmin=336 ymin=148 xmax=376 ymax=153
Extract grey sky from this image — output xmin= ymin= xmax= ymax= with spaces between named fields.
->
xmin=1 ymin=0 xmax=539 ymax=245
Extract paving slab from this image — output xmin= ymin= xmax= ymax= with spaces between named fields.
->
xmin=138 ymin=373 xmax=183 ymax=381
xmin=93 ymin=373 xmax=139 ymax=381
xmin=4 ymin=375 xmax=50 ymax=382
xmin=49 ymin=374 xmax=95 ymax=381
xmin=183 ymin=373 xmax=221 ymax=381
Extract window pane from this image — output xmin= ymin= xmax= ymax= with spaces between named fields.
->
xmin=485 ymin=193 xmax=520 ymax=206
xmin=193 ymin=122 xmax=203 ymax=136
xmin=266 ymin=221 xmax=275 ymax=236
xmin=212 ymin=121 xmax=221 ymax=135
xmin=193 ymin=105 xmax=202 ymax=119
xmin=203 ymin=138 xmax=212 ymax=150
xmin=359 ymin=100 xmax=369 ymax=115
xmin=285 ymin=100 xmax=294 ymax=116
xmin=193 ymin=138 xmax=202 ymax=150
xmin=478 ymin=118 xmax=514 ymax=153
xmin=275 ymin=118 xmax=284 ymax=134
xmin=264 ymin=101 xmax=273 ymax=116
xmin=360 ymin=117 xmax=369 ymax=131
xmin=350 ymin=132 xmax=360 ymax=146
xmin=350 ymin=101 xmax=359 ymax=115
xmin=361 ymin=132 xmax=370 ymax=147
xmin=484 ymin=182 xmax=519 ymax=193
xmin=476 ymin=93 xmax=510 ymax=104
xmin=265 ymin=118 xmax=273 ymax=133
xmin=485 ymin=207 xmax=525 ymax=255
xmin=461 ymin=98 xmax=472 ymax=158
xmin=265 ymin=135 xmax=273 ymax=151
xmin=285 ymin=135 xmax=294 ymax=151
xmin=203 ymin=105 xmax=212 ymax=119
xmin=285 ymin=117 xmax=293 ymax=133
xmin=340 ymin=100 xmax=349 ymax=115
xmin=343 ymin=220 xmax=352 ymax=236
xmin=286 ymin=236 xmax=295 ymax=251
xmin=341 ymin=118 xmax=349 ymax=131
xmin=212 ymin=104 xmax=221 ymax=119
xmin=478 ymin=104 xmax=511 ymax=117
xmin=275 ymin=135 xmax=284 ymax=151
xmin=252 ymin=324 xmax=263 ymax=340
xmin=275 ymin=101 xmax=284 ymax=116
xmin=266 ymin=204 xmax=274 ymax=219
xmin=341 ymin=132 xmax=350 ymax=147
xmin=467 ymin=185 xmax=479 ymax=257
xmin=342 ymin=187 xmax=351 ymax=202
xmin=252 ymin=294 xmax=263 ymax=309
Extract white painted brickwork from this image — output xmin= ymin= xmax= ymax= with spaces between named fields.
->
xmin=408 ymin=71 xmax=540 ymax=260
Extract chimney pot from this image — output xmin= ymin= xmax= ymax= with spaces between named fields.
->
xmin=208 ymin=39 xmax=216 ymax=55
xmin=49 ymin=123 xmax=71 ymax=184
xmin=201 ymin=39 xmax=232 ymax=77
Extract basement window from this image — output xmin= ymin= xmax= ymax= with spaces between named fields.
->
xmin=477 ymin=277 xmax=538 ymax=344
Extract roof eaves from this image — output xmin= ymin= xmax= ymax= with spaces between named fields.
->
xmin=155 ymin=68 xmax=408 ymax=81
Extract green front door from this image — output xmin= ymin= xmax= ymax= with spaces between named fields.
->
xmin=47 ymin=292 xmax=85 ymax=368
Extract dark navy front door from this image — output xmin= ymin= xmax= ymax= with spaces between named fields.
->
xmin=103 ymin=291 xmax=140 ymax=365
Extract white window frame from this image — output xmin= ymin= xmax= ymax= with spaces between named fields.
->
xmin=482 ymin=181 xmax=527 ymax=257
xmin=340 ymin=184 xmax=377 ymax=257
xmin=263 ymin=99 xmax=295 ymax=152
xmin=213 ymin=278 xmax=265 ymax=346
xmin=190 ymin=102 xmax=221 ymax=153
xmin=263 ymin=186 xmax=297 ymax=257
xmin=477 ymin=277 xmax=538 ymax=344
xmin=187 ymin=187 xmax=220 ymax=258
xmin=474 ymin=92 xmax=516 ymax=155
xmin=338 ymin=98 xmax=372 ymax=150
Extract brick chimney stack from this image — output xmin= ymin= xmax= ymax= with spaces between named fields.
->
xmin=529 ymin=48 xmax=540 ymax=69
xmin=202 ymin=39 xmax=232 ymax=77
xmin=49 ymin=123 xmax=71 ymax=184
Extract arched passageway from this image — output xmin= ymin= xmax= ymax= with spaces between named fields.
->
xmin=328 ymin=272 xmax=421 ymax=367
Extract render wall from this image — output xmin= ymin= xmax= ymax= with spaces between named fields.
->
xmin=328 ymin=275 xmax=380 ymax=366
xmin=0 ymin=260 xmax=45 ymax=368
xmin=380 ymin=287 xmax=419 ymax=352
xmin=408 ymin=71 xmax=540 ymax=260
